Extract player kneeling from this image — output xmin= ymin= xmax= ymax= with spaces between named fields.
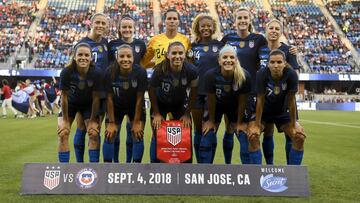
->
xmin=57 ymin=43 xmax=102 ymax=163
xmin=248 ymin=49 xmax=305 ymax=165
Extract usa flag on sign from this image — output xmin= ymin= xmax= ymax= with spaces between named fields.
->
xmin=43 ymin=167 xmax=60 ymax=190
xmin=166 ymin=126 xmax=182 ymax=146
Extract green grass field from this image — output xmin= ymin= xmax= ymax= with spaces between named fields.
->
xmin=0 ymin=110 xmax=360 ymax=202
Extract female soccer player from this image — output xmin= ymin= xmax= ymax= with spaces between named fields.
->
xmin=201 ymin=45 xmax=251 ymax=163
xmin=258 ymin=19 xmax=302 ymax=164
xmin=73 ymin=13 xmax=109 ymax=163
xmin=57 ymin=43 xmax=101 ymax=163
xmin=103 ymin=44 xmax=148 ymax=163
xmin=141 ymin=9 xmax=191 ymax=68
xmin=148 ymin=41 xmax=198 ymax=163
xmin=221 ymin=8 xmax=266 ymax=164
xmin=108 ymin=15 xmax=147 ymax=163
xmin=188 ymin=14 xmax=224 ymax=163
xmin=248 ymin=49 xmax=306 ymax=165
xmin=221 ymin=9 xmax=297 ymax=164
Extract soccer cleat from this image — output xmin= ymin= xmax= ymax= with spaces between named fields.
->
xmin=2 ymin=115 xmax=7 ymax=119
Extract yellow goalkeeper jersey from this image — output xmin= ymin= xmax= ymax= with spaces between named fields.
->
xmin=141 ymin=33 xmax=191 ymax=68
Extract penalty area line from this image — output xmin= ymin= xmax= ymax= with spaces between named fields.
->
xmin=300 ymin=119 xmax=360 ymax=129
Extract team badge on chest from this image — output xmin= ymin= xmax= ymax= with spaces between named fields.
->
xmin=131 ymin=79 xmax=138 ymax=88
xmin=181 ymin=77 xmax=187 ymax=86
xmin=249 ymin=40 xmax=254 ymax=48
xmin=87 ymin=80 xmax=93 ymax=87
xmin=282 ymin=83 xmax=287 ymax=90
xmin=135 ymin=46 xmax=140 ymax=53
xmin=212 ymin=46 xmax=218 ymax=52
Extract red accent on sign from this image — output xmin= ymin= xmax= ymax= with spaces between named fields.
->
xmin=156 ymin=120 xmax=192 ymax=163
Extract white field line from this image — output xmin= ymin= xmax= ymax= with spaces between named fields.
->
xmin=300 ymin=119 xmax=360 ymax=129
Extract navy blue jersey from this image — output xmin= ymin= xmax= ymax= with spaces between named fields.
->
xmin=104 ymin=64 xmax=148 ymax=111
xmin=59 ymin=67 xmax=102 ymax=106
xmin=221 ymin=33 xmax=266 ymax=93
xmin=256 ymin=67 xmax=298 ymax=115
xmin=108 ymin=39 xmax=146 ymax=64
xmin=187 ymin=40 xmax=224 ymax=95
xmin=79 ymin=37 xmax=109 ymax=72
xmin=204 ymin=68 xmax=252 ymax=107
xmin=150 ymin=61 xmax=198 ymax=105
xmin=258 ymin=43 xmax=299 ymax=70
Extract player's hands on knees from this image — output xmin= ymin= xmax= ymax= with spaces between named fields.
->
xmin=236 ymin=122 xmax=247 ymax=134
xmin=57 ymin=120 xmax=70 ymax=138
xmin=87 ymin=120 xmax=99 ymax=137
xmin=105 ymin=122 xmax=117 ymax=140
xmin=180 ymin=114 xmax=192 ymax=128
xmin=296 ymin=123 xmax=306 ymax=138
xmin=202 ymin=121 xmax=215 ymax=135
xmin=152 ymin=113 xmax=164 ymax=130
xmin=247 ymin=124 xmax=261 ymax=140
xmin=132 ymin=120 xmax=144 ymax=141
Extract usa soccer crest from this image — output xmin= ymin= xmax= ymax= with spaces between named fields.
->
xmin=135 ymin=46 xmax=140 ymax=53
xmin=87 ymin=80 xmax=93 ymax=87
xmin=131 ymin=79 xmax=138 ymax=88
xmin=167 ymin=126 xmax=182 ymax=146
xmin=212 ymin=46 xmax=218 ymax=52
xmin=43 ymin=166 xmax=61 ymax=190
xmin=282 ymin=83 xmax=287 ymax=90
xmin=249 ymin=40 xmax=254 ymax=48
xmin=181 ymin=77 xmax=187 ymax=86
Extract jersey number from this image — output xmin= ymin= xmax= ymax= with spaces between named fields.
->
xmin=162 ymin=82 xmax=171 ymax=93
xmin=156 ymin=48 xmax=165 ymax=59
xmin=92 ymin=52 xmax=98 ymax=63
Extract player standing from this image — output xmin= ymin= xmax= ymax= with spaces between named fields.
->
xmin=188 ymin=14 xmax=224 ymax=163
xmin=141 ymin=9 xmax=191 ymax=68
xmin=73 ymin=13 xmax=109 ymax=163
xmin=108 ymin=15 xmax=147 ymax=163
xmin=258 ymin=19 xmax=301 ymax=164
xmin=248 ymin=49 xmax=305 ymax=165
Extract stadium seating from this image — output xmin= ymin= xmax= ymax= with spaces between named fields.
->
xmin=271 ymin=1 xmax=356 ymax=73
xmin=104 ymin=0 xmax=155 ymax=42
xmin=0 ymin=1 xmax=37 ymax=63
xmin=325 ymin=0 xmax=360 ymax=52
xmin=33 ymin=0 xmax=96 ymax=68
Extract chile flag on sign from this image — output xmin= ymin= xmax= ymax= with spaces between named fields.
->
xmin=156 ymin=120 xmax=192 ymax=163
